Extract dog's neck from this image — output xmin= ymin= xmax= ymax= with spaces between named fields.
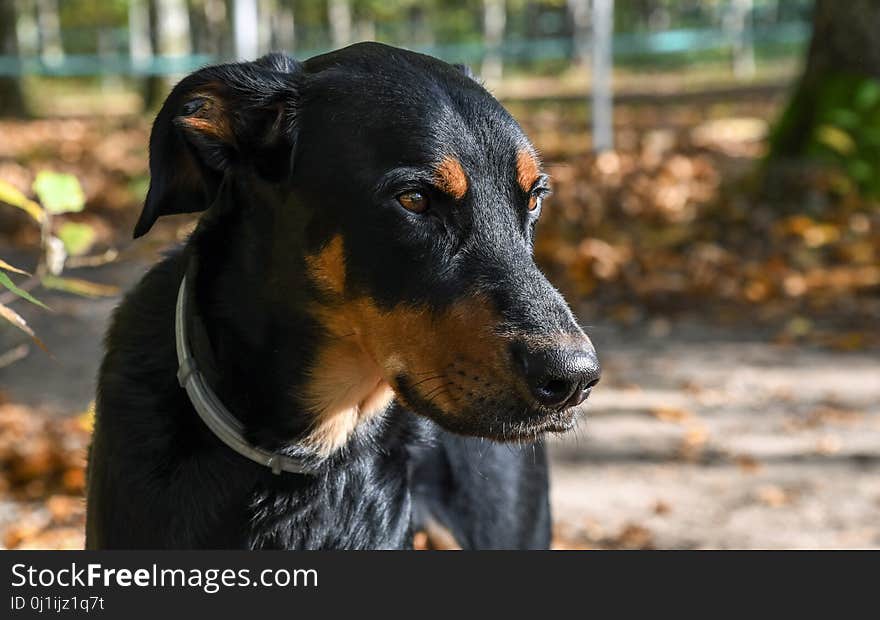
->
xmin=185 ymin=177 xmax=393 ymax=462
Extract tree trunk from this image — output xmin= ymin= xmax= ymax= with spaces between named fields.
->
xmin=202 ymin=0 xmax=230 ymax=57
xmin=0 ymin=0 xmax=27 ymax=116
xmin=156 ymin=0 xmax=191 ymax=58
xmin=354 ymin=19 xmax=375 ymax=44
xmin=260 ymin=0 xmax=294 ymax=52
xmin=567 ymin=0 xmax=591 ymax=67
xmin=275 ymin=1 xmax=295 ymax=52
xmin=802 ymin=0 xmax=880 ymax=78
xmin=770 ymin=0 xmax=880 ymax=157
xmin=187 ymin=0 xmax=207 ymax=55
xmin=141 ymin=0 xmax=192 ymax=109
xmin=409 ymin=6 xmax=433 ymax=48
xmin=328 ymin=0 xmax=352 ymax=49
xmin=129 ymin=0 xmax=151 ymax=70
xmin=142 ymin=0 xmax=164 ymax=109
xmin=728 ymin=0 xmax=754 ymax=80
xmin=258 ymin=0 xmax=274 ymax=53
xmin=35 ymin=0 xmax=63 ymax=65
xmin=481 ymin=0 xmax=506 ymax=85
xmin=14 ymin=0 xmax=38 ymax=57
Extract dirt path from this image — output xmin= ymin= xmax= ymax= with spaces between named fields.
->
xmin=550 ymin=325 xmax=880 ymax=549
xmin=0 ymin=255 xmax=149 ymax=413
xmin=1 ymin=262 xmax=878 ymax=549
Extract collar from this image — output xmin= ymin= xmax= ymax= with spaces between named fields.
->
xmin=174 ymin=263 xmax=311 ymax=476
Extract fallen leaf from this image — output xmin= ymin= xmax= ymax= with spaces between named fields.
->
xmin=653 ymin=500 xmax=672 ymax=515
xmin=734 ymin=454 xmax=762 ymax=474
xmin=650 ymin=406 xmax=693 ymax=424
xmin=614 ymin=523 xmax=654 ymax=550
xmin=755 ymin=485 xmax=792 ymax=508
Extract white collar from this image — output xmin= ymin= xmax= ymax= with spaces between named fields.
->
xmin=174 ymin=274 xmax=311 ymax=475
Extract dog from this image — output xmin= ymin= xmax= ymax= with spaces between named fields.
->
xmin=85 ymin=43 xmax=599 ymax=549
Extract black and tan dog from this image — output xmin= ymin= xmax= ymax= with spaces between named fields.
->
xmin=86 ymin=43 xmax=599 ymax=549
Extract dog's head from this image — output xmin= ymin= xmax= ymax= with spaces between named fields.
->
xmin=138 ymin=43 xmax=599 ymax=455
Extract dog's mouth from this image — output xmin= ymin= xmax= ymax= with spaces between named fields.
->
xmin=392 ymin=370 xmax=587 ymax=442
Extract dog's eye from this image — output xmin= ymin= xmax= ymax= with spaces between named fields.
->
xmin=397 ymin=191 xmax=429 ymax=213
xmin=528 ymin=189 xmax=549 ymax=212
xmin=528 ymin=175 xmax=551 ymax=212
xmin=181 ymin=96 xmax=207 ymax=116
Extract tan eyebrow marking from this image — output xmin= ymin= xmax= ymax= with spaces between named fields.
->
xmin=516 ymin=149 xmax=541 ymax=193
xmin=433 ymin=156 xmax=468 ymax=200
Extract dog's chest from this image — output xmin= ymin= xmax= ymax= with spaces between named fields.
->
xmin=242 ymin=462 xmax=413 ymax=550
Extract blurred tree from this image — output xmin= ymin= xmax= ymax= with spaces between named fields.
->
xmin=568 ymin=0 xmax=591 ymax=67
xmin=156 ymin=0 xmax=191 ymax=59
xmin=351 ymin=1 xmax=376 ymax=42
xmin=35 ymin=0 xmax=63 ymax=65
xmin=481 ymin=0 xmax=506 ymax=84
xmin=140 ymin=0 xmax=191 ymax=109
xmin=408 ymin=3 xmax=434 ymax=47
xmin=0 ymin=0 xmax=27 ymax=116
xmin=15 ymin=0 xmax=39 ymax=58
xmin=193 ymin=0 xmax=231 ymax=57
xmin=771 ymin=0 xmax=880 ymax=158
xmin=276 ymin=1 xmax=297 ymax=50
xmin=142 ymin=0 xmax=163 ymax=109
xmin=328 ymin=0 xmax=353 ymax=48
xmin=258 ymin=0 xmax=273 ymax=52
xmin=129 ymin=0 xmax=151 ymax=70
xmin=728 ymin=0 xmax=755 ymax=79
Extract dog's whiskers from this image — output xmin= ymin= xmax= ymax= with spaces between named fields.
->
xmin=326 ymin=331 xmax=357 ymax=341
xmin=423 ymin=382 xmax=454 ymax=406
xmin=410 ymin=374 xmax=446 ymax=389
xmin=412 ymin=368 xmax=445 ymax=376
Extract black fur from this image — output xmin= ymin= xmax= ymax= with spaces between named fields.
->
xmin=87 ymin=43 xmax=593 ymax=549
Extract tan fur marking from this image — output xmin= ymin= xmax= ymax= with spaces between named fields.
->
xmin=434 ymin=156 xmax=468 ymax=200
xmin=303 ymin=235 xmax=525 ymax=456
xmin=516 ymin=149 xmax=541 ymax=193
xmin=413 ymin=530 xmax=430 ymax=550
xmin=417 ymin=518 xmax=462 ymax=550
xmin=321 ymin=295 xmax=524 ymax=415
xmin=302 ymin=236 xmax=396 ymax=456
xmin=302 ymin=340 xmax=394 ymax=456
xmin=305 ymin=236 xmax=346 ymax=295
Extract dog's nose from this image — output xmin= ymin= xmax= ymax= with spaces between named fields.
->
xmin=512 ymin=342 xmax=600 ymax=410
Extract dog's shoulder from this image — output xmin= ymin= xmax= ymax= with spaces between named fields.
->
xmin=103 ymin=247 xmax=185 ymax=361
xmin=96 ymin=246 xmax=190 ymax=444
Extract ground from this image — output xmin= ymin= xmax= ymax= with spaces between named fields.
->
xmin=552 ymin=320 xmax=880 ymax=549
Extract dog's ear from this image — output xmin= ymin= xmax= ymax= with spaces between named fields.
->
xmin=133 ymin=53 xmax=302 ymax=238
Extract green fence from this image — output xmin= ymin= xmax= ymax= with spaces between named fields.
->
xmin=0 ymin=22 xmax=809 ymax=77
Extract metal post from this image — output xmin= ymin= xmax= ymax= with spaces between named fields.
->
xmin=234 ymin=0 xmax=259 ymax=61
xmin=591 ymin=0 xmax=614 ymax=153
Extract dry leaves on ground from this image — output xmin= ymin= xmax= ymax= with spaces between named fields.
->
xmin=0 ymin=400 xmax=89 ymax=549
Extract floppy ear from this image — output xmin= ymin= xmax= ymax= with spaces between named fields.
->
xmin=133 ymin=53 xmax=302 ymax=238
